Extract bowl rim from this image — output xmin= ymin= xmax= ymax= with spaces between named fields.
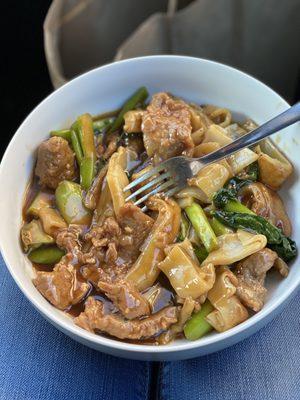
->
xmin=0 ymin=54 xmax=298 ymax=355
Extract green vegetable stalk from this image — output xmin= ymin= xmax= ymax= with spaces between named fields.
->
xmin=50 ymin=129 xmax=72 ymax=142
xmin=28 ymin=246 xmax=65 ymax=264
xmin=76 ymin=113 xmax=97 ymax=190
xmin=21 ymin=220 xmax=54 ymax=252
xmin=185 ymin=202 xmax=218 ymax=252
xmin=177 ymin=212 xmax=191 ymax=242
xmin=193 ymin=245 xmax=208 ymax=264
xmin=210 ymin=217 xmax=232 ymax=236
xmin=93 ymin=118 xmax=114 ymax=133
xmin=108 ymin=87 xmax=149 ymax=133
xmin=70 ymin=130 xmax=83 ymax=165
xmin=213 ymin=188 xmax=255 ymax=214
xmin=92 ymin=108 xmax=121 ymax=121
xmin=27 ymin=192 xmax=53 ymax=216
xmin=184 ymin=300 xmax=214 ymax=340
xmin=55 ymin=181 xmax=91 ymax=225
xmin=212 ymin=211 xmax=297 ymax=262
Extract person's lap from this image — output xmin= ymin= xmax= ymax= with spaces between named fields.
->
xmin=1 ymin=254 xmax=299 ymax=400
xmin=0 ymin=255 xmax=151 ymax=400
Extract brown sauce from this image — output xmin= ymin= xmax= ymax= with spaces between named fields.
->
xmin=32 ymin=262 xmax=54 ymax=272
xmin=21 ymin=128 xmax=178 ymax=345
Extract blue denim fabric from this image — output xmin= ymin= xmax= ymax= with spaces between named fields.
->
xmin=160 ymin=292 xmax=300 ymax=400
xmin=0 ymin=254 xmax=151 ymax=400
xmin=1 ymin=252 xmax=300 ymax=400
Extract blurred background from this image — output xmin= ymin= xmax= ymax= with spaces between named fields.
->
xmin=1 ymin=0 xmax=299 ymax=158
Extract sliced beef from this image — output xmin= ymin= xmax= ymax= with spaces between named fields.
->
xmin=33 ymin=260 xmax=90 ymax=310
xmin=84 ymin=206 xmax=153 ymax=269
xmin=75 ymin=297 xmax=177 ymax=339
xmin=273 ymin=257 xmax=289 ymax=278
xmin=142 ymin=92 xmax=194 ymax=160
xmin=118 ymin=203 xmax=154 ymax=261
xmin=84 ymin=217 xmax=121 ymax=265
xmin=103 ymin=133 xmax=119 ymax=160
xmin=240 ymin=182 xmax=292 ymax=236
xmin=81 ymin=264 xmax=109 ymax=286
xmin=35 ymin=137 xmax=77 ymax=189
xmin=56 ymin=225 xmax=83 ymax=253
xmin=98 ymin=279 xmax=150 ymax=319
xmin=235 ymin=249 xmax=278 ymax=312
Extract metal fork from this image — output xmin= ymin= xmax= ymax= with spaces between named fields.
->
xmin=124 ymin=102 xmax=300 ymax=209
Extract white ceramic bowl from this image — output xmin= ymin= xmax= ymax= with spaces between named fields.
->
xmin=0 ymin=56 xmax=299 ymax=361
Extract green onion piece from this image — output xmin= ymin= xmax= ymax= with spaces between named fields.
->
xmin=70 ymin=130 xmax=83 ymax=164
xmin=185 ymin=202 xmax=218 ymax=252
xmin=193 ymin=245 xmax=208 ymax=263
xmin=210 ymin=217 xmax=233 ymax=236
xmin=80 ymin=157 xmax=95 ymax=191
xmin=50 ymin=129 xmax=72 ymax=142
xmin=108 ymin=87 xmax=149 ymax=133
xmin=93 ymin=118 xmax=113 ymax=132
xmin=28 ymin=246 xmax=65 ymax=264
xmin=184 ymin=300 xmax=214 ymax=340
xmin=224 ymin=199 xmax=255 ymax=214
xmin=178 ymin=212 xmax=191 ymax=241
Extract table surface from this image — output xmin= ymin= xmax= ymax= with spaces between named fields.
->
xmin=1 ymin=253 xmax=299 ymax=400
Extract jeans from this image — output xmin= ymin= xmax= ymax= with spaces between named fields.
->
xmin=1 ymin=254 xmax=299 ymax=400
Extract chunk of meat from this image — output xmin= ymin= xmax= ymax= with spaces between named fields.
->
xmin=235 ymin=249 xmax=278 ymax=312
xmin=240 ymin=182 xmax=292 ymax=236
xmin=273 ymin=257 xmax=289 ymax=278
xmin=142 ymin=92 xmax=194 ymax=160
xmin=118 ymin=203 xmax=154 ymax=260
xmin=81 ymin=265 xmax=109 ymax=286
xmin=84 ymin=206 xmax=153 ymax=269
xmin=56 ymin=225 xmax=83 ymax=253
xmin=81 ymin=217 xmax=131 ymax=280
xmin=35 ymin=137 xmax=77 ymax=189
xmin=85 ymin=217 xmax=121 ymax=265
xmin=103 ymin=133 xmax=119 ymax=160
xmin=75 ymin=297 xmax=177 ymax=339
xmin=98 ymin=279 xmax=150 ymax=319
xmin=33 ymin=261 xmax=90 ymax=310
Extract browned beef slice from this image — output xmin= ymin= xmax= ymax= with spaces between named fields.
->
xmin=56 ymin=225 xmax=83 ymax=253
xmin=118 ymin=203 xmax=154 ymax=261
xmin=98 ymin=279 xmax=150 ymax=319
xmin=33 ymin=261 xmax=90 ymax=310
xmin=142 ymin=92 xmax=194 ymax=160
xmin=84 ymin=217 xmax=121 ymax=265
xmin=84 ymin=207 xmax=153 ymax=268
xmin=235 ymin=248 xmax=278 ymax=312
xmin=240 ymin=182 xmax=292 ymax=236
xmin=35 ymin=137 xmax=77 ymax=189
xmin=81 ymin=264 xmax=110 ymax=286
xmin=75 ymin=297 xmax=177 ymax=339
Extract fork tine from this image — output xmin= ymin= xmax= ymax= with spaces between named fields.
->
xmin=125 ymin=171 xmax=172 ymax=201
xmin=134 ymin=179 xmax=175 ymax=206
xmin=123 ymin=164 xmax=166 ymax=192
xmin=164 ymin=186 xmax=181 ymax=198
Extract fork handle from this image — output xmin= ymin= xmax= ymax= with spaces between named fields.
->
xmin=197 ymin=102 xmax=300 ymax=165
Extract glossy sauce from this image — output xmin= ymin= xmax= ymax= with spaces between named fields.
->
xmin=22 ymin=137 xmax=178 ymax=345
